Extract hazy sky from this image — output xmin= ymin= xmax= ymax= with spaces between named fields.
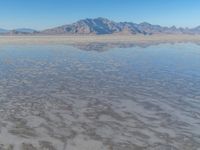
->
xmin=0 ymin=0 xmax=200 ymax=30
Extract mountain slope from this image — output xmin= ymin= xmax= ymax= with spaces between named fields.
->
xmin=1 ymin=18 xmax=200 ymax=35
xmin=42 ymin=17 xmax=122 ymax=34
xmin=41 ymin=18 xmax=195 ymax=35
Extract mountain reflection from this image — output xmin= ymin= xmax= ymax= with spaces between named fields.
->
xmin=71 ymin=42 xmax=181 ymax=51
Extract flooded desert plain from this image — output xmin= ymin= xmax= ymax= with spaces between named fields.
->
xmin=0 ymin=43 xmax=200 ymax=150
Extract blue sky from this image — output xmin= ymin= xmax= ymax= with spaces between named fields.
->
xmin=0 ymin=0 xmax=200 ymax=30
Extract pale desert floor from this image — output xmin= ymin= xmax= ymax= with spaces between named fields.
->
xmin=0 ymin=35 xmax=200 ymax=45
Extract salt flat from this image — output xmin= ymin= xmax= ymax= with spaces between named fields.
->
xmin=0 ymin=43 xmax=200 ymax=150
xmin=0 ymin=35 xmax=200 ymax=45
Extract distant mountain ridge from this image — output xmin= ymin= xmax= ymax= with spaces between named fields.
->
xmin=0 ymin=28 xmax=9 ymax=33
xmin=1 ymin=18 xmax=200 ymax=35
xmin=42 ymin=18 xmax=200 ymax=35
xmin=0 ymin=28 xmax=38 ymax=35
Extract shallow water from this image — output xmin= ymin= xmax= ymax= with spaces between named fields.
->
xmin=0 ymin=43 xmax=200 ymax=150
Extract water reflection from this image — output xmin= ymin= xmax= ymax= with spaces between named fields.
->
xmin=0 ymin=43 xmax=200 ymax=150
xmin=71 ymin=42 xmax=183 ymax=51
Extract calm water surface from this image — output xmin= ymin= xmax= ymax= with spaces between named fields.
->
xmin=0 ymin=43 xmax=200 ymax=150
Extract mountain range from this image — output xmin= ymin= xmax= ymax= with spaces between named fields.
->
xmin=0 ymin=28 xmax=38 ymax=35
xmin=1 ymin=17 xmax=200 ymax=35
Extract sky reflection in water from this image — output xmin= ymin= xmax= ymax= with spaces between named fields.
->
xmin=0 ymin=43 xmax=200 ymax=150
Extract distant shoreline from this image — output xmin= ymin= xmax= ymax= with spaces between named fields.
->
xmin=0 ymin=35 xmax=200 ymax=45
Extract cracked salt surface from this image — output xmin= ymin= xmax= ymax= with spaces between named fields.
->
xmin=0 ymin=43 xmax=200 ymax=150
